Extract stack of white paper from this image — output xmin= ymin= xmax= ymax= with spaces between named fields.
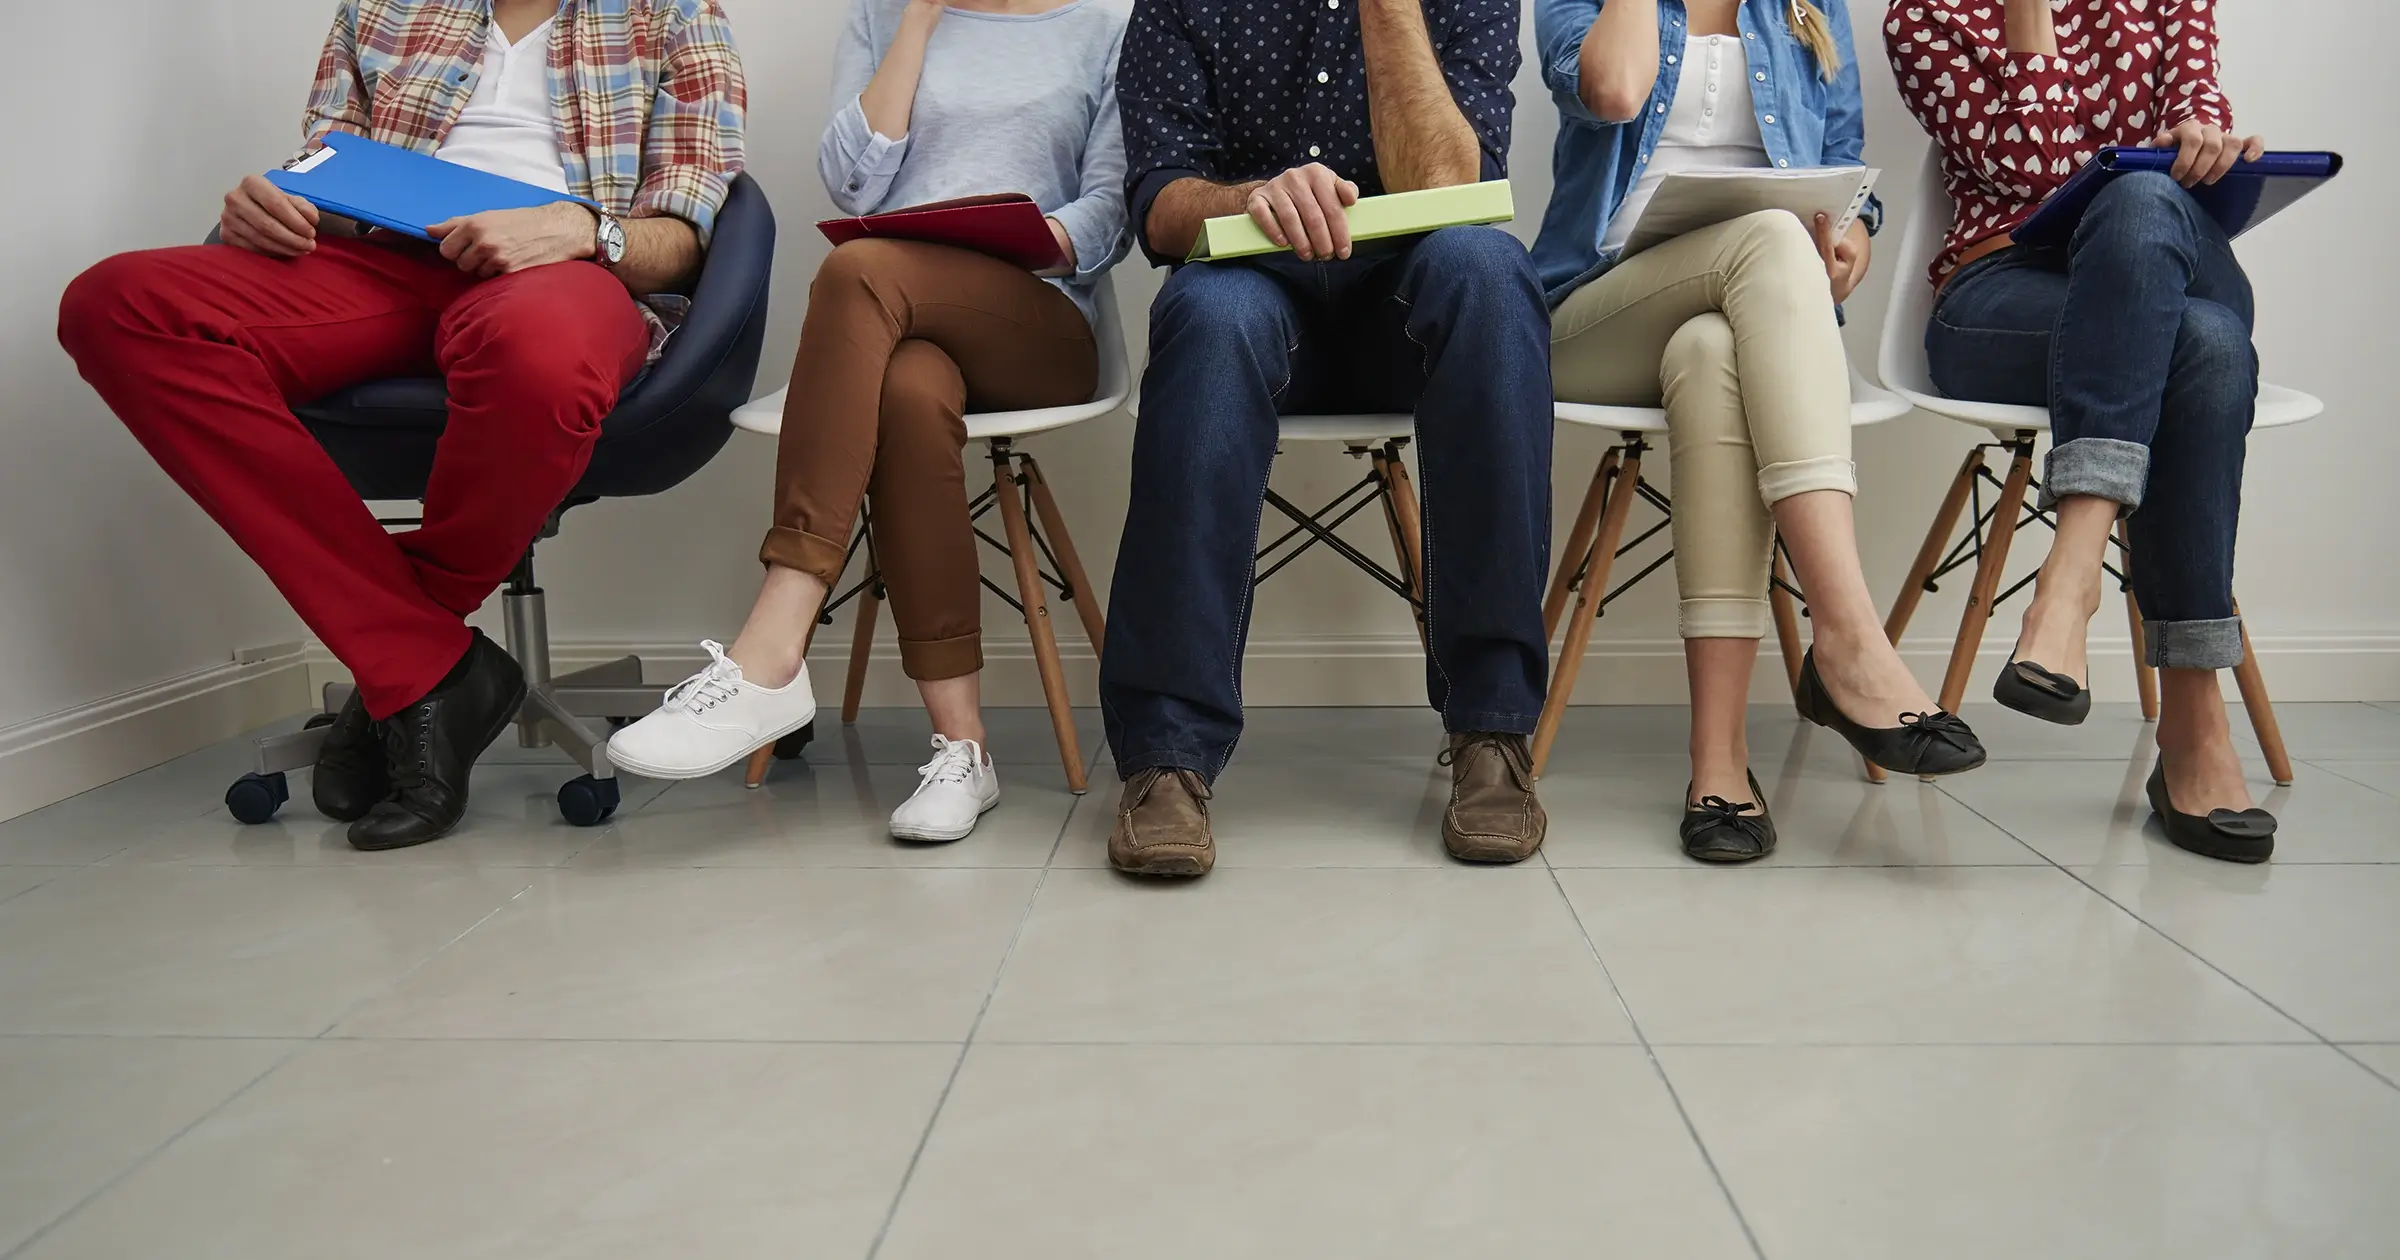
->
xmin=1622 ymin=166 xmax=1880 ymax=259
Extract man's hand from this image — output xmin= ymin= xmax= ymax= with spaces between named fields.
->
xmin=221 ymin=174 xmax=321 ymax=259
xmin=427 ymin=202 xmax=596 ymax=279
xmin=1034 ymin=217 xmax=1079 ymax=279
xmin=1247 ymin=164 xmax=1361 ymax=262
xmin=1814 ymin=213 xmax=1872 ymax=305
xmin=2148 ymin=121 xmax=2267 ymax=188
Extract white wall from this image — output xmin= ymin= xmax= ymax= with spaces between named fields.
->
xmin=0 ymin=3 xmax=336 ymax=814
xmin=5 ymin=0 xmax=2392 ymax=802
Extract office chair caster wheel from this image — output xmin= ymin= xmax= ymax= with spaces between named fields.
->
xmin=225 ymin=772 xmax=289 ymax=825
xmin=773 ymin=722 xmax=816 ymax=761
xmin=557 ymin=775 xmax=620 ymax=827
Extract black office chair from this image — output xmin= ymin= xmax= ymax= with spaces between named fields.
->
xmin=223 ymin=173 xmax=781 ymax=828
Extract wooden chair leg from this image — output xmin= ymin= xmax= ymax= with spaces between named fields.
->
xmin=1937 ymin=441 xmax=2035 ymax=715
xmin=1532 ymin=446 xmax=1643 ymax=779
xmin=994 ymin=452 xmax=1088 ymax=794
xmin=843 ymin=584 xmax=881 ymax=725
xmin=2118 ymin=519 xmax=2159 ymax=722
xmin=1383 ymin=449 xmax=1430 ymax=651
xmin=742 ymin=744 xmax=775 ymax=788
xmin=1770 ymin=546 xmax=1805 ymax=696
xmin=1886 ymin=447 xmax=1986 ymax=647
xmin=1022 ymin=454 xmax=1108 ymax=660
xmin=1545 ymin=449 xmax=1618 ymax=642
xmin=2230 ymin=604 xmax=2294 ymax=786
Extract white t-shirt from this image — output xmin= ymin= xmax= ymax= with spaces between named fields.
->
xmin=434 ymin=17 xmax=572 ymax=192
xmin=1600 ymin=34 xmax=1773 ymax=254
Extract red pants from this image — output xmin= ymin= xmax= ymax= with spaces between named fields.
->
xmin=58 ymin=237 xmax=648 ymax=718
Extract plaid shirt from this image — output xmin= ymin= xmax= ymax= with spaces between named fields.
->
xmin=301 ymin=0 xmax=746 ymax=348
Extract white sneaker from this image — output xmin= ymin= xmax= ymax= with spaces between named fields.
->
xmin=889 ymin=735 xmax=1000 ymax=843
xmin=607 ymin=641 xmax=817 ymax=780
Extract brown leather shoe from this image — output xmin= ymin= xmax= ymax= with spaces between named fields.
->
xmin=1109 ymin=767 xmax=1215 ymax=878
xmin=1439 ymin=732 xmax=1546 ymax=864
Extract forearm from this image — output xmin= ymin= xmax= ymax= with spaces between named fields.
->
xmin=859 ymin=1 xmax=942 ymax=138
xmin=1360 ymin=0 xmax=1482 ymax=191
xmin=613 ymin=216 xmax=703 ymax=298
xmin=2003 ymin=0 xmax=2059 ymax=56
xmin=1143 ymin=176 xmax=1266 ymax=263
xmin=1576 ymin=0 xmax=1662 ymax=122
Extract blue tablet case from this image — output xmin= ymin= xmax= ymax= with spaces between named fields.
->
xmin=264 ymin=131 xmax=592 ymax=241
xmin=2012 ymin=148 xmax=2343 ymax=249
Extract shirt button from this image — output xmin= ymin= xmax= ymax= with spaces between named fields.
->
xmin=1777 ymin=159 xmax=1790 ymax=168
xmin=1317 ymin=71 xmax=1329 ymax=84
xmin=1764 ymin=114 xmax=1776 ymax=124
xmin=1309 ymin=145 xmax=1321 ymax=157
xmin=1655 ymin=103 xmax=1666 ymax=113
xmin=1755 ymin=71 xmax=1767 ymax=81
xmin=1666 ymin=54 xmax=1677 ymax=64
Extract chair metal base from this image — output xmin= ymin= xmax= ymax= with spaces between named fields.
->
xmin=226 ymin=548 xmax=689 ymax=828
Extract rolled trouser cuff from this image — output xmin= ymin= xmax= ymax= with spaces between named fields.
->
xmin=2146 ymin=616 xmax=2244 ymax=670
xmin=2042 ymin=437 xmax=2149 ymax=511
xmin=1681 ymin=598 xmax=1771 ymax=641
xmin=759 ymin=526 xmax=851 ymax=584
xmin=898 ymin=631 xmax=983 ymax=682
xmin=1756 ymin=454 xmax=1857 ymax=505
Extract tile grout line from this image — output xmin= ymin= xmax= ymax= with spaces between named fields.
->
xmin=2297 ymin=758 xmax=2400 ymax=802
xmin=859 ymin=781 xmax=1084 ymax=1260
xmin=0 ymin=1042 xmax=309 ymax=1260
xmin=1539 ymin=856 xmax=1770 ymax=1260
xmin=1929 ymin=783 xmax=2398 ymax=1090
xmin=0 ymin=874 xmax=546 ymax=1256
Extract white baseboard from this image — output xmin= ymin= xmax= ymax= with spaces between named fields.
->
xmin=300 ymin=632 xmax=2400 ymax=710
xmin=0 ymin=648 xmax=311 ymax=824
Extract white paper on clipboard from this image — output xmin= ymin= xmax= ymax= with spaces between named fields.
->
xmin=1621 ymin=166 xmax=1879 ymax=259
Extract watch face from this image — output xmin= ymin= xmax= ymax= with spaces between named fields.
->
xmin=600 ymin=217 xmax=627 ymax=265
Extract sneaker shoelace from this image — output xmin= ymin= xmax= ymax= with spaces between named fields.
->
xmin=917 ymin=735 xmax=984 ymax=790
xmin=662 ymin=640 xmax=745 ymax=715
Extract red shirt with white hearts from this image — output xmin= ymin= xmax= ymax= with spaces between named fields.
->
xmin=1884 ymin=0 xmax=2235 ymax=284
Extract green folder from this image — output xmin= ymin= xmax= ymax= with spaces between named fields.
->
xmin=1186 ymin=180 xmax=1515 ymax=262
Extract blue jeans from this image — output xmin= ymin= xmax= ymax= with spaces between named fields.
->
xmin=1926 ymin=172 xmax=2258 ymax=671
xmin=1100 ymin=226 xmax=1555 ymax=781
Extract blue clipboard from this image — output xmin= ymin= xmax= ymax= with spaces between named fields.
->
xmin=264 ymin=131 xmax=592 ymax=241
xmin=2012 ymin=147 xmax=2343 ymax=250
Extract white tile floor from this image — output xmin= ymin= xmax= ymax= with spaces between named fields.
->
xmin=1 ymin=702 xmax=2397 ymax=1259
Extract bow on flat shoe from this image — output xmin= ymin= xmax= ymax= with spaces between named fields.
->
xmin=1793 ymin=649 xmax=1989 ymax=778
xmin=1680 ymin=776 xmax=1776 ymax=864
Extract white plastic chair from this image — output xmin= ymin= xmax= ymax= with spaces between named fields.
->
xmin=1874 ymin=157 xmax=2311 ymax=782
xmin=1532 ymin=369 xmax=1912 ymax=776
xmin=729 ymin=275 xmax=1133 ymax=794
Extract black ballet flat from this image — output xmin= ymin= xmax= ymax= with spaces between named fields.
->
xmin=1680 ymin=775 xmax=1776 ymax=864
xmin=1794 ymin=649 xmax=1988 ymax=777
xmin=2146 ymin=761 xmax=2276 ymax=864
xmin=1992 ymin=656 xmax=2092 ymax=726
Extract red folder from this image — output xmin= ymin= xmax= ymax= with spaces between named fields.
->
xmin=817 ymin=193 xmax=1066 ymax=271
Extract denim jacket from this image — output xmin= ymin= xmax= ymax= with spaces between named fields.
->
xmin=1529 ymin=0 xmax=1879 ymax=305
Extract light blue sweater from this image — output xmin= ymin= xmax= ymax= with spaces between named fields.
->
xmin=821 ymin=0 xmax=1132 ymax=324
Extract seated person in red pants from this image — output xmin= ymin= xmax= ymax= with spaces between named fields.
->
xmin=56 ymin=0 xmax=747 ymax=851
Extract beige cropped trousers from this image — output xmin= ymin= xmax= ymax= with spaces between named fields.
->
xmin=1550 ymin=210 xmax=1857 ymax=640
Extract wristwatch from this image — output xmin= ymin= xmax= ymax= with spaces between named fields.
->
xmin=591 ymin=207 xmax=627 ymax=269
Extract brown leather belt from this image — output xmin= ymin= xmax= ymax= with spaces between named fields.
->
xmin=1939 ymin=234 xmax=2019 ymax=291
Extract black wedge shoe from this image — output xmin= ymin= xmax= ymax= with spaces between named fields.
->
xmin=2147 ymin=760 xmax=2276 ymax=864
xmin=1793 ymin=649 xmax=1987 ymax=777
xmin=1992 ymin=655 xmax=2091 ymax=726
xmin=1680 ymin=774 xmax=1776 ymax=864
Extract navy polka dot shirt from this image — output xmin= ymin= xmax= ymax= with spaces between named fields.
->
xmin=1120 ymin=0 xmax=1521 ymax=265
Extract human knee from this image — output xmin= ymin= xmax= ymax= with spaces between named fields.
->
xmin=1662 ymin=311 xmax=1738 ymax=383
xmin=1149 ymin=263 xmax=1295 ymax=376
xmin=878 ymin=343 xmax=967 ymax=439
xmin=812 ymin=237 xmax=913 ymax=301
xmin=58 ymin=252 xmax=176 ymax=360
xmin=2169 ymin=300 xmax=2259 ymax=431
xmin=2076 ymin=171 xmax=2199 ymax=253
xmin=1726 ymin=209 xmax=1823 ymax=273
xmin=1405 ymin=226 xmax=1541 ymax=311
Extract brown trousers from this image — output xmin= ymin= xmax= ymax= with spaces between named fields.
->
xmin=764 ymin=238 xmax=1097 ymax=681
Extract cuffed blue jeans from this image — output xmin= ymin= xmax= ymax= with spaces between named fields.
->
xmin=1100 ymin=227 xmax=1554 ymax=782
xmin=1926 ymin=171 xmax=2257 ymax=670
